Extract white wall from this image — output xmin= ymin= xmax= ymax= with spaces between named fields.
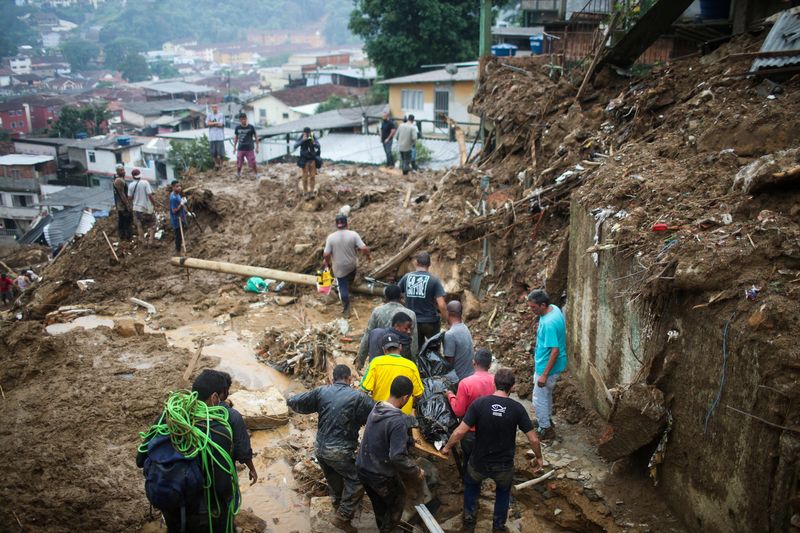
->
xmin=250 ymin=95 xmax=303 ymax=127
xmin=13 ymin=142 xmax=59 ymax=158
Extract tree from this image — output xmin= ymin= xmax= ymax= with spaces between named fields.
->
xmin=119 ymin=53 xmax=150 ymax=82
xmin=50 ymin=105 xmax=84 ymax=138
xmin=150 ymin=60 xmax=180 ymax=79
xmin=103 ymin=37 xmax=148 ymax=70
xmin=316 ymin=95 xmax=357 ymax=114
xmin=349 ymin=0 xmax=480 ymax=78
xmin=0 ymin=3 xmax=38 ymax=58
xmin=61 ymin=39 xmax=100 ymax=72
xmin=80 ymin=104 xmax=111 ymax=136
xmin=167 ymin=138 xmax=215 ymax=176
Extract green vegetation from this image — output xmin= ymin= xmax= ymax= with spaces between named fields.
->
xmin=150 ymin=60 xmax=180 ymax=79
xmin=167 ymin=138 xmax=215 ymax=176
xmin=119 ymin=53 xmax=150 ymax=82
xmin=349 ymin=0 xmax=480 ymax=78
xmin=49 ymin=103 xmax=111 ymax=138
xmin=60 ymin=39 xmax=101 ymax=71
xmin=0 ymin=3 xmax=38 ymax=58
xmin=316 ymin=95 xmax=358 ymax=114
xmin=103 ymin=37 xmax=148 ymax=70
xmin=95 ymin=0 xmax=358 ymax=47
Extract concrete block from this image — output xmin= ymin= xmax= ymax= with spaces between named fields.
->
xmin=228 ymin=386 xmax=289 ymax=430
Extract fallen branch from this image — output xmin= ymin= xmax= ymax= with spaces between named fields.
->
xmin=368 ymin=234 xmax=427 ymax=280
xmin=180 ymin=340 xmax=205 ymax=386
xmin=725 ymin=405 xmax=800 ymax=433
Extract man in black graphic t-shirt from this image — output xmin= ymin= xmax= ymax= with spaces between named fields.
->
xmin=443 ymin=368 xmax=543 ymax=532
xmin=397 ymin=251 xmax=446 ymax=349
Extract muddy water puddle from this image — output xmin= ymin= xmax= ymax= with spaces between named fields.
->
xmin=45 ymin=315 xmax=115 ymax=334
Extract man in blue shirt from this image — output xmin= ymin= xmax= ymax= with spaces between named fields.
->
xmin=169 ymin=180 xmax=188 ymax=253
xmin=527 ymin=289 xmax=567 ymax=440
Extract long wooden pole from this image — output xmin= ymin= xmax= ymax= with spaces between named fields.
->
xmin=169 ymin=257 xmax=381 ymax=295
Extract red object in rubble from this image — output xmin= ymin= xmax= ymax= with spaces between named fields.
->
xmin=651 ymin=223 xmax=669 ymax=232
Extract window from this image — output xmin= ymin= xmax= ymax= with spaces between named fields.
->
xmin=88 ymin=151 xmax=96 ymax=163
xmin=12 ymin=195 xmax=32 ymax=207
xmin=259 ymin=109 xmax=266 ymax=118
xmin=401 ymin=89 xmax=424 ymax=111
xmin=282 ymin=112 xmax=289 ymax=119
xmin=9 ymin=169 xmax=20 ymax=179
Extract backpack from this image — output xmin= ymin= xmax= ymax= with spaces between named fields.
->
xmin=143 ymin=434 xmax=204 ymax=527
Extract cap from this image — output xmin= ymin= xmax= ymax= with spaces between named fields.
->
xmin=115 ymin=164 xmax=124 ymax=170
xmin=131 ymin=168 xmax=141 ymax=177
xmin=381 ymin=332 xmax=402 ymax=351
xmin=335 ymin=214 xmax=347 ymax=228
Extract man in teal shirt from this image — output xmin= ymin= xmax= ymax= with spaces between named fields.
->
xmin=527 ymin=289 xmax=567 ymax=440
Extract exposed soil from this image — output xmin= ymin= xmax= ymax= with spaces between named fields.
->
xmin=1 ymin=28 xmax=798 ymax=533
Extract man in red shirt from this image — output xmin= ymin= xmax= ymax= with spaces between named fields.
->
xmin=446 ymin=348 xmax=495 ymax=467
xmin=0 ymin=273 xmax=14 ymax=305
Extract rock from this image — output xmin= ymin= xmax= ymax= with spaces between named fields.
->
xmin=732 ymin=148 xmax=800 ymax=194
xmin=462 ymin=290 xmax=482 ymax=320
xmin=114 ymin=318 xmax=144 ymax=337
xmin=294 ymin=243 xmax=313 ymax=254
xmin=566 ymin=471 xmax=580 ymax=480
xmin=228 ymin=387 xmax=289 ymax=429
xmin=598 ymin=383 xmax=667 ymax=461
xmin=554 ymin=508 xmax=562 ymax=516
xmin=275 ymin=296 xmax=298 ymax=306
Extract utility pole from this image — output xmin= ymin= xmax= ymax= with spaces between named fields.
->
xmin=479 ymin=0 xmax=492 ymax=57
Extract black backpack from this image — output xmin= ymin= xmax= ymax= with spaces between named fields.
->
xmin=143 ymin=434 xmax=205 ymax=530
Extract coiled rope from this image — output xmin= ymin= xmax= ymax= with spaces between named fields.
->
xmin=138 ymin=390 xmax=240 ymax=533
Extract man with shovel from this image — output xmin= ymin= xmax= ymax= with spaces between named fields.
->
xmin=169 ymin=180 xmax=188 ymax=253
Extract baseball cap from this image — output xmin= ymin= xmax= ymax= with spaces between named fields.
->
xmin=381 ymin=332 xmax=402 ymax=351
xmin=131 ymin=168 xmax=141 ymax=177
xmin=335 ymin=214 xmax=347 ymax=228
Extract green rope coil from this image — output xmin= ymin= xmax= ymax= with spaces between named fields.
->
xmin=139 ymin=390 xmax=240 ymax=533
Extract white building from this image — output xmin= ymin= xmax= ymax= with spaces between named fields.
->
xmin=246 ymin=84 xmax=352 ymax=127
xmin=9 ymin=56 xmax=32 ymax=75
xmin=66 ymin=137 xmax=156 ymax=184
xmin=0 ymin=154 xmax=55 ymax=235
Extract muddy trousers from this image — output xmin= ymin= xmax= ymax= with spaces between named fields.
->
xmin=318 ymin=455 xmax=364 ymax=519
xmin=358 ymin=470 xmax=405 ymax=533
xmin=382 ymin=140 xmax=394 ymax=167
xmin=460 ymin=431 xmax=476 ymax=471
xmin=301 ymin=161 xmax=316 ymax=194
xmin=400 ymin=151 xmax=412 ymax=175
xmin=162 ymin=508 xmax=228 ymax=533
xmin=337 ymin=270 xmax=356 ymax=313
xmin=117 ymin=210 xmax=133 ymax=240
xmin=173 ymin=225 xmax=183 ymax=252
xmin=533 ymin=372 xmax=559 ymax=429
xmin=463 ymin=462 xmax=513 ymax=530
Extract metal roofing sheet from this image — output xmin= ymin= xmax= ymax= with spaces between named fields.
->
xmin=380 ymin=66 xmax=479 ymax=85
xmin=751 ymin=10 xmax=800 ymax=71
xmin=260 ymin=104 xmax=388 ymax=136
xmin=41 ymin=186 xmax=114 ymax=211
xmin=0 ymin=154 xmax=54 ymax=165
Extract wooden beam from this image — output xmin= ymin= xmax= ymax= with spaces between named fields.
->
xmin=367 ymin=234 xmax=427 ymax=280
xmin=724 ymin=49 xmax=800 ymax=61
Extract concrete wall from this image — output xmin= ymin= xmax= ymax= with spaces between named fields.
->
xmin=566 ymin=199 xmax=799 ymax=532
xmin=388 ymin=81 xmax=480 ymax=135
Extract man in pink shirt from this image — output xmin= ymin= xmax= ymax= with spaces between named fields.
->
xmin=446 ymin=348 xmax=495 ymax=467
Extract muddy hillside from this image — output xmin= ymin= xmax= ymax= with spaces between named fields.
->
xmin=0 ymin=33 xmax=798 ymax=533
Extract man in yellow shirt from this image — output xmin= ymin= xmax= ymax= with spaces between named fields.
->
xmin=360 ymin=333 xmax=424 ymax=414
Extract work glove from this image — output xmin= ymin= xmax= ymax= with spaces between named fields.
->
xmin=180 ymin=197 xmax=188 ymax=206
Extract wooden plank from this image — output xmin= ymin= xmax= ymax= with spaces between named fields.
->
xmin=102 ymin=231 xmax=120 ymax=263
xmin=367 ymin=234 xmax=427 ymax=280
xmin=411 ymin=426 xmax=449 ymax=461
xmin=180 ymin=340 xmax=205 ymax=386
xmin=724 ymin=49 xmax=800 ymax=61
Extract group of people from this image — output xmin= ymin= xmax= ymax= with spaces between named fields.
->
xmin=380 ymin=112 xmax=420 ymax=175
xmin=112 ymin=164 xmax=191 ymax=253
xmin=0 ymin=268 xmax=40 ymax=306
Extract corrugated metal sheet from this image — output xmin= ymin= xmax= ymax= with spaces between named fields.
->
xmin=751 ymin=10 xmax=800 ymax=71
xmin=41 ymin=205 xmax=91 ymax=248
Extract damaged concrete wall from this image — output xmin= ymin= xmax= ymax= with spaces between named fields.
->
xmin=566 ymin=200 xmax=799 ymax=533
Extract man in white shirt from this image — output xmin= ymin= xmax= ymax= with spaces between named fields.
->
xmin=324 ymin=214 xmax=370 ymax=318
xmin=127 ymin=169 xmax=158 ymax=246
xmin=206 ymin=104 xmax=225 ymax=169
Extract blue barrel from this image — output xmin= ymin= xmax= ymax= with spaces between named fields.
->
xmin=530 ymin=34 xmax=544 ymax=54
xmin=491 ymin=43 xmax=518 ymax=57
xmin=699 ymin=0 xmax=731 ymax=19
xmin=117 ymin=136 xmax=131 ymax=146
xmin=75 ymin=132 xmax=88 ymax=139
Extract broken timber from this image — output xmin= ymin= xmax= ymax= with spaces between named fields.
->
xmin=368 ymin=234 xmax=427 ymax=280
xmin=170 ymin=257 xmax=382 ymax=295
